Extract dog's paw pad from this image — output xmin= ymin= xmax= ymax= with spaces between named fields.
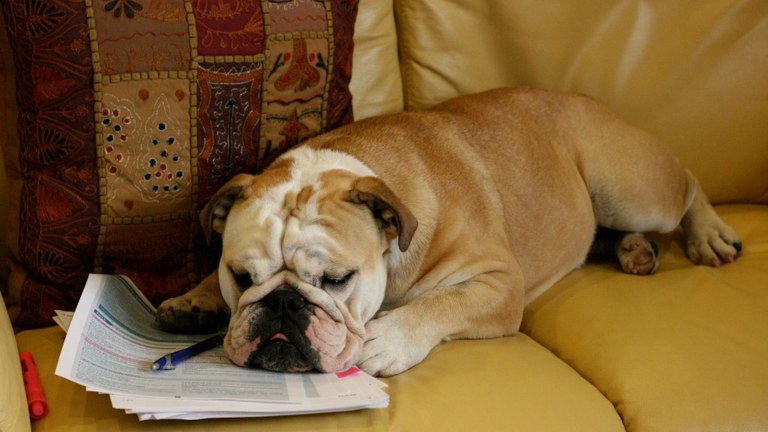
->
xmin=617 ymin=233 xmax=658 ymax=275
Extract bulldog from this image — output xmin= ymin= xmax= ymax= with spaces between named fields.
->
xmin=157 ymin=87 xmax=742 ymax=377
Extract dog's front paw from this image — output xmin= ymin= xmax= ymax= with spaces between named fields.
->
xmin=157 ymin=292 xmax=229 ymax=333
xmin=359 ymin=311 xmax=434 ymax=377
xmin=685 ymin=220 xmax=742 ymax=267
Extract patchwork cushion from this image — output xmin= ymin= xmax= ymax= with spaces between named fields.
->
xmin=1 ymin=0 xmax=359 ymax=328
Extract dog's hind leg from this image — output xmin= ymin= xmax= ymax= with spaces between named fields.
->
xmin=569 ymin=94 xmax=741 ymax=267
xmin=591 ymin=228 xmax=659 ymax=275
xmin=585 ymin=156 xmax=742 ymax=268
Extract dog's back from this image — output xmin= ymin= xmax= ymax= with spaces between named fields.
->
xmin=308 ymin=87 xmax=598 ymax=297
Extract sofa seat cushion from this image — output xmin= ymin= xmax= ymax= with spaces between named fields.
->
xmin=16 ymin=327 xmax=623 ymax=431
xmin=523 ymin=204 xmax=768 ymax=432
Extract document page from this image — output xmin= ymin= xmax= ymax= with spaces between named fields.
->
xmin=57 ymin=274 xmax=308 ymax=402
xmin=55 ymin=273 xmax=389 ymax=419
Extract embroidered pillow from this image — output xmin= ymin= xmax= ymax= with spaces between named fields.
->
xmin=1 ymin=0 xmax=359 ymax=328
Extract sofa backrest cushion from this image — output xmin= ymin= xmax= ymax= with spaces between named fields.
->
xmin=395 ymin=0 xmax=768 ymax=205
xmin=348 ymin=0 xmax=404 ymax=120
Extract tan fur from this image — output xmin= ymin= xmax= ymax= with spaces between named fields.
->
xmin=158 ymin=87 xmax=741 ymax=376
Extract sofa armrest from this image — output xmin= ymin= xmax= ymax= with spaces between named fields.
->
xmin=0 ymin=294 xmax=31 ymax=432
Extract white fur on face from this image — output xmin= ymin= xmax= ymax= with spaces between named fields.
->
xmin=217 ymin=147 xmax=387 ymax=372
xmin=219 ymin=147 xmax=376 ymax=306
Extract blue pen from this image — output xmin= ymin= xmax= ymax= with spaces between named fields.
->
xmin=150 ymin=334 xmax=224 ymax=371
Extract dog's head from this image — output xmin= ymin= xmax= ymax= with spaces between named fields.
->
xmin=201 ymin=150 xmax=417 ymax=373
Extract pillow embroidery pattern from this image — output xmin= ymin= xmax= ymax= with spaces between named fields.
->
xmin=2 ymin=0 xmax=358 ymax=328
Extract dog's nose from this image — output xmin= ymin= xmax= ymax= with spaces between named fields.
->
xmin=263 ymin=289 xmax=306 ymax=313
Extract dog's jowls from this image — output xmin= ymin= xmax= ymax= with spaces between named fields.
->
xmin=157 ymin=87 xmax=741 ymax=377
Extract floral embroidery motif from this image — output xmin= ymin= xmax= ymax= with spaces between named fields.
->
xmin=191 ymin=0 xmax=265 ymax=55
xmin=37 ymin=185 xmax=81 ymax=224
xmin=272 ymin=39 xmax=321 ymax=92
xmin=25 ymin=0 xmax=69 ymax=36
xmin=33 ymin=67 xmax=76 ymax=103
xmin=94 ymin=0 xmax=188 ymax=74
xmin=279 ymin=109 xmax=310 ymax=149
xmin=103 ymin=0 xmax=144 ymax=18
xmin=262 ymin=36 xmax=328 ymax=163
xmin=140 ymin=0 xmax=185 ymax=21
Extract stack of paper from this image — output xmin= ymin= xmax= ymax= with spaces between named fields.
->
xmin=55 ymin=274 xmax=389 ymax=420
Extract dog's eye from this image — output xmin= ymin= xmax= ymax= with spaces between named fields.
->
xmin=321 ymin=272 xmax=355 ymax=289
xmin=232 ymin=270 xmax=252 ymax=291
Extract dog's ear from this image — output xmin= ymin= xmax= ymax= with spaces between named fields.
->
xmin=199 ymin=173 xmax=254 ymax=244
xmin=347 ymin=176 xmax=418 ymax=252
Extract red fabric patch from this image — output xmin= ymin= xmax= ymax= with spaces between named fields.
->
xmin=191 ymin=0 xmax=265 ymax=56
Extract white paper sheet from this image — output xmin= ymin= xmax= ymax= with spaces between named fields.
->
xmin=53 ymin=310 xmax=73 ymax=332
xmin=55 ymin=274 xmax=388 ymax=419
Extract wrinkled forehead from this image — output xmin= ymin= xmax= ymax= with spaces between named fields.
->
xmin=220 ymin=165 xmax=366 ymax=282
xmin=219 ymin=182 xmax=287 ymax=282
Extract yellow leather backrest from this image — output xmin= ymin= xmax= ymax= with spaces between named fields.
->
xmin=394 ymin=0 xmax=768 ymax=204
xmin=350 ymin=0 xmax=405 ymax=120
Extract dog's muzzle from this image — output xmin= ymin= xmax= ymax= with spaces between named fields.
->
xmin=240 ymin=288 xmax=319 ymax=372
xmin=224 ymin=279 xmax=365 ymax=374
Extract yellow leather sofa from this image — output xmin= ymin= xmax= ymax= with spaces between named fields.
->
xmin=3 ymin=1 xmax=767 ymax=431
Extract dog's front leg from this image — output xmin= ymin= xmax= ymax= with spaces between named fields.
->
xmin=156 ymin=270 xmax=230 ymax=333
xmin=359 ymin=268 xmax=525 ymax=377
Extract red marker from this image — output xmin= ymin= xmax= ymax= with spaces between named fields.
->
xmin=336 ymin=366 xmax=361 ymax=378
xmin=19 ymin=351 xmax=49 ymax=419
